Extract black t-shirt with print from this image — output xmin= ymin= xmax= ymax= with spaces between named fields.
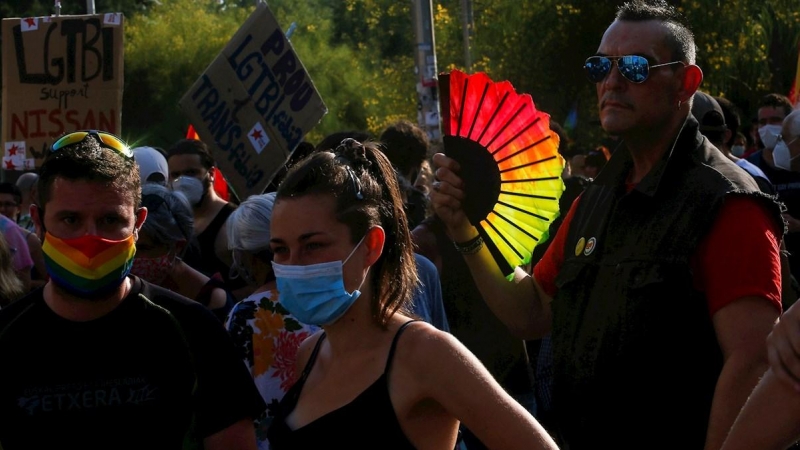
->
xmin=0 ymin=276 xmax=265 ymax=450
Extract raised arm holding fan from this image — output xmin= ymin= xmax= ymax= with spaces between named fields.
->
xmin=431 ymin=1 xmax=783 ymax=448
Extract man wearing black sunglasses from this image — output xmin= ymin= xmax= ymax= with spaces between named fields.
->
xmin=431 ymin=1 xmax=783 ymax=448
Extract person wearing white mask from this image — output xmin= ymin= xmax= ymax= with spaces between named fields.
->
xmin=746 ymin=93 xmax=795 ymax=167
xmin=721 ymin=109 xmax=800 ymax=449
xmin=731 ymin=132 xmax=748 ymax=158
xmin=773 ymin=112 xmax=800 ymax=172
xmin=711 ymin=95 xmax=773 ymax=188
xmin=745 ymin=94 xmax=800 ymax=285
xmin=167 ymin=138 xmax=250 ymax=300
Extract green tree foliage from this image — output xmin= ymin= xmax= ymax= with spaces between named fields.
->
xmin=0 ymin=0 xmax=156 ymax=22
xmin=1 ymin=0 xmax=798 ymax=155
xmin=452 ymin=0 xmax=617 ymax=148
xmin=684 ymin=0 xmax=800 ymax=117
xmin=451 ymin=0 xmax=799 ymax=150
xmin=264 ymin=0 xmax=401 ymax=142
xmin=122 ymin=0 xmax=250 ymax=147
xmin=325 ymin=0 xmax=421 ymax=136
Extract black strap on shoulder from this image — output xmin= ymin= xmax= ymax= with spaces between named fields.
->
xmin=297 ymin=332 xmax=327 ymax=385
xmin=197 ymin=203 xmax=236 ymax=244
xmin=384 ymin=320 xmax=419 ymax=374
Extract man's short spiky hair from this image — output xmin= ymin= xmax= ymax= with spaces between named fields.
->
xmin=167 ymin=138 xmax=216 ymax=170
xmin=616 ymin=0 xmax=697 ymax=64
xmin=37 ymin=138 xmax=140 ymax=209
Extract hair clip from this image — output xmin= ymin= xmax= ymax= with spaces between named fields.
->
xmin=344 ymin=165 xmax=364 ymax=200
xmin=335 ymin=138 xmax=371 ymax=169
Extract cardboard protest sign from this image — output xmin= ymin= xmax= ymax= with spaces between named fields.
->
xmin=180 ymin=2 xmax=327 ymax=200
xmin=1 ymin=13 xmax=124 ymax=170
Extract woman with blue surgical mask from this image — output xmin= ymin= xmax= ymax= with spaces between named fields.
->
xmin=265 ymin=138 xmax=557 ymax=449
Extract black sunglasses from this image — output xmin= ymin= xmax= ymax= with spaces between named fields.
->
xmin=584 ymin=55 xmax=685 ymax=84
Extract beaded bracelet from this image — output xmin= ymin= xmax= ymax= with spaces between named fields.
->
xmin=453 ymin=234 xmax=484 ymax=255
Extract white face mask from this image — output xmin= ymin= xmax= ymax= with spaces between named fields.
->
xmin=773 ymin=137 xmax=799 ymax=171
xmin=171 ymin=176 xmax=204 ymax=206
xmin=731 ymin=145 xmax=745 ymax=157
xmin=759 ymin=124 xmax=783 ymax=150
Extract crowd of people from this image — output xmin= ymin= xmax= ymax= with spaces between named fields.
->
xmin=1 ymin=0 xmax=800 ymax=448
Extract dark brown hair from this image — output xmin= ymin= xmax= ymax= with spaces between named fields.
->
xmin=758 ymin=93 xmax=794 ymax=118
xmin=379 ymin=120 xmax=429 ymax=179
xmin=616 ymin=0 xmax=696 ymax=64
xmin=37 ymin=137 xmax=140 ymax=210
xmin=0 ymin=183 xmax=22 ymax=205
xmin=276 ymin=138 xmax=418 ymax=326
xmin=167 ymin=138 xmax=216 ymax=170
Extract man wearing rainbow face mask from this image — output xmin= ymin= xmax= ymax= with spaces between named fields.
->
xmin=0 ymin=131 xmax=265 ymax=450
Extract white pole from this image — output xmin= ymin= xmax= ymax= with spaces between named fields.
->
xmin=86 ymin=0 xmax=96 ymax=14
xmin=411 ymin=0 xmax=442 ymax=143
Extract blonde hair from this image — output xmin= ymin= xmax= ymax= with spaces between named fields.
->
xmin=0 ymin=233 xmax=24 ymax=307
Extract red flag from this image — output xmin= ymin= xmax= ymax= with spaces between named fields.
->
xmin=790 ymin=43 xmax=800 ymax=107
xmin=186 ymin=124 xmax=200 ymax=141
xmin=186 ymin=125 xmax=231 ymax=201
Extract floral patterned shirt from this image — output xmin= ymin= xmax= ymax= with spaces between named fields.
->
xmin=224 ymin=289 xmax=318 ymax=449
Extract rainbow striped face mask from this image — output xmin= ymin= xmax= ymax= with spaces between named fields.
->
xmin=42 ymin=232 xmax=137 ymax=298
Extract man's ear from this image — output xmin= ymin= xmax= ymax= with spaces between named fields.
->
xmin=134 ymin=207 xmax=148 ymax=239
xmin=679 ymin=64 xmax=704 ymax=103
xmin=363 ymin=226 xmax=385 ymax=267
xmin=174 ymin=239 xmax=188 ymax=255
xmin=208 ymin=167 xmax=216 ymax=183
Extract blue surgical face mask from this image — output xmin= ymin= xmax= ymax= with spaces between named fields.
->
xmin=731 ymin=145 xmax=746 ymax=157
xmin=272 ymin=235 xmax=367 ymax=326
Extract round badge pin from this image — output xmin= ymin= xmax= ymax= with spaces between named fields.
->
xmin=575 ymin=237 xmax=586 ymax=256
xmin=584 ymin=237 xmax=596 ymax=256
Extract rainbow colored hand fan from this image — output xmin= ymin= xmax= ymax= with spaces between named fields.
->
xmin=439 ymin=70 xmax=565 ymax=279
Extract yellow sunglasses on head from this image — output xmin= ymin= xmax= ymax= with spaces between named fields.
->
xmin=51 ymin=130 xmax=133 ymax=159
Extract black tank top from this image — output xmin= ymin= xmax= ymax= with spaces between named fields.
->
xmin=197 ymin=202 xmax=235 ymax=276
xmin=183 ymin=203 xmax=241 ymax=285
xmin=267 ymin=321 xmax=418 ymax=449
